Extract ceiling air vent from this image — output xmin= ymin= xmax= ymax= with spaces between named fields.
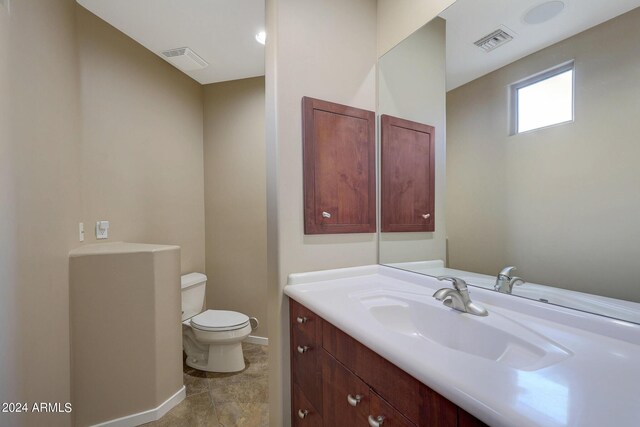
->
xmin=160 ymin=47 xmax=208 ymax=72
xmin=474 ymin=29 xmax=513 ymax=52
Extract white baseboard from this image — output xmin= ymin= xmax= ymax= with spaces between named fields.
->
xmin=91 ymin=386 xmax=185 ymax=427
xmin=245 ymin=335 xmax=268 ymax=346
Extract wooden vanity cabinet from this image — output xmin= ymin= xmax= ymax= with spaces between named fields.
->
xmin=380 ymin=114 xmax=435 ymax=233
xmin=290 ymin=299 xmax=488 ymax=427
xmin=302 ymin=97 xmax=376 ymax=234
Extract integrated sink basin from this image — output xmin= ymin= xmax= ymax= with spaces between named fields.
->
xmin=353 ymin=289 xmax=571 ymax=371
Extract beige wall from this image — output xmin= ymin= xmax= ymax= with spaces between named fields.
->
xmin=1 ymin=2 xmax=207 ymax=425
xmin=6 ymin=0 xmax=83 ymax=425
xmin=0 ymin=2 xmax=19 ymax=424
xmin=203 ymin=77 xmax=268 ymax=338
xmin=77 ymin=6 xmax=205 ymax=275
xmin=378 ymin=17 xmax=447 ymax=264
xmin=447 ymin=8 xmax=640 ymax=302
xmin=377 ymin=0 xmax=454 ymax=57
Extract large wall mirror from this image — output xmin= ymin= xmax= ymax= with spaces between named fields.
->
xmin=378 ymin=0 xmax=640 ymax=325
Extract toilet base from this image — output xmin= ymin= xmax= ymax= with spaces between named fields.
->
xmin=185 ymin=342 xmax=246 ymax=373
xmin=182 ymin=322 xmax=251 ymax=373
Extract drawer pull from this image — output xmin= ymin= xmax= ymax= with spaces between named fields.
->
xmin=296 ymin=316 xmax=308 ymax=324
xmin=368 ymin=415 xmax=385 ymax=427
xmin=422 ymin=213 xmax=431 ymax=219
xmin=297 ymin=345 xmax=310 ymax=354
xmin=298 ymin=409 xmax=309 ymax=419
xmin=347 ymin=394 xmax=362 ymax=407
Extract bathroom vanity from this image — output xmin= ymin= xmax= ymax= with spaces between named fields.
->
xmin=285 ymin=265 xmax=640 ymax=427
xmin=290 ymin=298 xmax=485 ymax=427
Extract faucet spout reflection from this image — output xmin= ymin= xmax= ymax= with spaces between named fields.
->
xmin=495 ymin=266 xmax=526 ymax=294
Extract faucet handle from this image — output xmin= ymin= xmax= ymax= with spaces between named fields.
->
xmin=437 ymin=276 xmax=468 ymax=291
xmin=498 ymin=266 xmax=517 ymax=278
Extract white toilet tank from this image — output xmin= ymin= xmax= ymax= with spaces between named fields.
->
xmin=181 ymin=273 xmax=207 ymax=321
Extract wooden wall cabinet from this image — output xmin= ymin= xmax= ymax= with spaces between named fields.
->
xmin=290 ymin=299 xmax=488 ymax=427
xmin=302 ymin=97 xmax=376 ymax=234
xmin=381 ymin=115 xmax=435 ymax=232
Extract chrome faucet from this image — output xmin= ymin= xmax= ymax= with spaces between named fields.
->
xmin=495 ymin=266 xmax=525 ymax=294
xmin=433 ymin=276 xmax=488 ymax=316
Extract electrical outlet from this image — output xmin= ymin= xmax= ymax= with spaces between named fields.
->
xmin=96 ymin=221 xmax=109 ymax=239
xmin=79 ymin=223 xmax=85 ymax=242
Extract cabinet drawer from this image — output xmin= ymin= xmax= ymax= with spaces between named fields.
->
xmin=370 ymin=390 xmax=416 ymax=427
xmin=292 ymin=383 xmax=322 ymax=427
xmin=323 ymin=321 xmax=421 ymax=424
xmin=290 ymin=299 xmax=323 ymax=412
xmin=322 ymin=351 xmax=369 ymax=427
xmin=290 ymin=299 xmax=320 ymax=342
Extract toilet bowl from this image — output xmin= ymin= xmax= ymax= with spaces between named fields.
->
xmin=181 ymin=273 xmax=257 ymax=372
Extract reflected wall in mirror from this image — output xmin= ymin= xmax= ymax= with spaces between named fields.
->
xmin=378 ymin=0 xmax=640 ymax=324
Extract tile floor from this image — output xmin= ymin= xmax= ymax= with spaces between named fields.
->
xmin=144 ymin=343 xmax=268 ymax=427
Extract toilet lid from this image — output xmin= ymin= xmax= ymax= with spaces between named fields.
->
xmin=190 ymin=310 xmax=250 ymax=332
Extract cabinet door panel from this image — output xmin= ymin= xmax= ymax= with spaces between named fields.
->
xmin=381 ymin=115 xmax=435 ymax=232
xmin=369 ymin=390 xmax=416 ymax=427
xmin=292 ymin=383 xmax=322 ymax=427
xmin=322 ymin=351 xmax=370 ymax=427
xmin=303 ymin=97 xmax=376 ymax=234
xmin=323 ymin=321 xmax=422 ymax=425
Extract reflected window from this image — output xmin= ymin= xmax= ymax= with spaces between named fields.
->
xmin=511 ymin=62 xmax=574 ymax=134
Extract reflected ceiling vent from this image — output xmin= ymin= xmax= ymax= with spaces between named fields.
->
xmin=160 ymin=47 xmax=208 ymax=71
xmin=474 ymin=29 xmax=514 ymax=52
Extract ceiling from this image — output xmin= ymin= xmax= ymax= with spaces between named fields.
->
xmin=77 ymin=0 xmax=265 ymax=85
xmin=440 ymin=0 xmax=640 ymax=90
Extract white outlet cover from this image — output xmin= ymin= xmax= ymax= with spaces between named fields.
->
xmin=96 ymin=221 xmax=109 ymax=239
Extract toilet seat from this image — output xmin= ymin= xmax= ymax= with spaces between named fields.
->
xmin=190 ymin=310 xmax=250 ymax=332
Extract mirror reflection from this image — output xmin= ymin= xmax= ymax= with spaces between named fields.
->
xmin=378 ymin=0 xmax=640 ymax=324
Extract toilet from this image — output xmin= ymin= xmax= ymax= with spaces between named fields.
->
xmin=181 ymin=273 xmax=257 ymax=373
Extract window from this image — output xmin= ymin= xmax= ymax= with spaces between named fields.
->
xmin=511 ymin=62 xmax=574 ymax=134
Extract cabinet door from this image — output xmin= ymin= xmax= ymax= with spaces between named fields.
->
xmin=323 ymin=320 xmax=422 ymax=425
xmin=303 ymin=97 xmax=376 ymax=234
xmin=381 ymin=114 xmax=435 ymax=232
xmin=322 ymin=351 xmax=370 ymax=426
xmin=293 ymin=383 xmax=323 ymax=427
xmin=369 ymin=391 xmax=416 ymax=427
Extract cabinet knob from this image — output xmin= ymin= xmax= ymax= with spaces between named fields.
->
xmin=296 ymin=316 xmax=308 ymax=324
xmin=322 ymin=211 xmax=332 ymax=219
xmin=347 ymin=394 xmax=362 ymax=407
xmin=422 ymin=213 xmax=431 ymax=219
xmin=368 ymin=415 xmax=385 ymax=427
xmin=298 ymin=409 xmax=309 ymax=419
xmin=297 ymin=345 xmax=310 ymax=354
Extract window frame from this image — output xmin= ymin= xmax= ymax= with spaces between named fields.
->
xmin=510 ymin=61 xmax=575 ymax=135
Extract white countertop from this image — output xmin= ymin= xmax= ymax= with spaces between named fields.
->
xmin=284 ymin=265 xmax=640 ymax=427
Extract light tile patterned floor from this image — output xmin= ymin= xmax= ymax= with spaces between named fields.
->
xmin=144 ymin=343 xmax=268 ymax=427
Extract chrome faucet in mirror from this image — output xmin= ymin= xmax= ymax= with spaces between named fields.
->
xmin=495 ymin=266 xmax=526 ymax=294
